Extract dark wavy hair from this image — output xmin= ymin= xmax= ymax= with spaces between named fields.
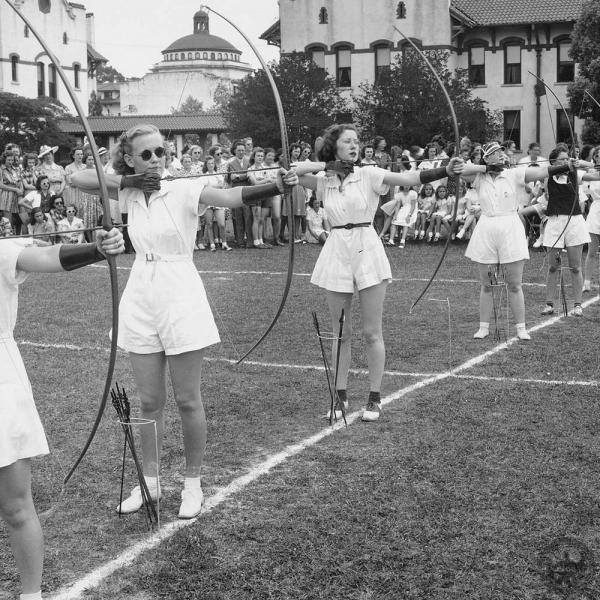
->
xmin=317 ymin=124 xmax=358 ymax=162
xmin=549 ymin=145 xmax=569 ymax=164
xmin=35 ymin=175 xmax=50 ymax=191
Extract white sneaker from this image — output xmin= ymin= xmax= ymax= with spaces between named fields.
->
xmin=573 ymin=305 xmax=583 ymax=317
xmin=532 ymin=238 xmax=543 ymax=248
xmin=473 ymin=328 xmax=489 ymax=339
xmin=361 ymin=400 xmax=382 ymax=422
xmin=178 ymin=486 xmax=204 ymax=519
xmin=325 ymin=400 xmax=348 ymax=420
xmin=116 ymin=484 xmax=160 ymax=514
xmin=516 ymin=328 xmax=531 ymax=341
xmin=456 ymin=229 xmax=464 ymax=240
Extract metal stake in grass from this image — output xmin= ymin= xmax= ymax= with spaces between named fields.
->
xmin=312 ymin=310 xmax=347 ymax=426
xmin=111 ymin=383 xmax=160 ymax=530
xmin=426 ymin=298 xmax=453 ymax=369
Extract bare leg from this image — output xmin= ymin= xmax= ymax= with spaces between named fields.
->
xmin=128 ymin=352 xmax=168 ymax=477
xmin=566 ymin=244 xmax=584 ymax=305
xmin=544 ymin=249 xmax=561 ymax=304
xmin=0 ymin=459 xmax=43 ymax=595
xmin=503 ymin=260 xmax=526 ymax=324
xmin=325 ymin=290 xmax=354 ymax=390
xmin=583 ymin=233 xmax=599 ymax=288
xmin=476 ymin=262 xmax=495 ymax=326
xmin=167 ymin=350 xmax=206 ymax=478
xmin=357 ymin=281 xmax=389 ymax=392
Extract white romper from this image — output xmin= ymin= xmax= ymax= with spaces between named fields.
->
xmin=311 ymin=167 xmax=392 ymax=293
xmin=465 ymin=168 xmax=529 ymax=264
xmin=118 ymin=177 xmax=220 ymax=355
xmin=0 ymin=240 xmax=49 ymax=468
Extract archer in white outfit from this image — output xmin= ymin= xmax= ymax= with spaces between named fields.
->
xmin=72 ymin=124 xmax=297 ymax=520
xmin=0 ymin=232 xmax=124 ymax=600
xmin=296 ymin=124 xmax=463 ymax=422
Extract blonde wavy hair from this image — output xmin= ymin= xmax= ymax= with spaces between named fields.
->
xmin=112 ymin=124 xmax=162 ymax=175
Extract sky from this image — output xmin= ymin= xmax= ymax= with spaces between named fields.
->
xmin=89 ymin=1 xmax=280 ymax=78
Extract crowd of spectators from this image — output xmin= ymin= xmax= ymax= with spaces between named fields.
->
xmin=4 ymin=133 xmax=597 ymax=255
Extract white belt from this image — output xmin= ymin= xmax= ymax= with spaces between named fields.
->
xmin=137 ymin=253 xmax=193 ymax=263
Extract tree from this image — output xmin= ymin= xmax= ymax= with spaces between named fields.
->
xmin=88 ymin=90 xmax=103 ymax=116
xmin=222 ymin=53 xmax=349 ymax=148
xmin=212 ymin=82 xmax=232 ymax=111
xmin=567 ymin=0 xmax=600 ymax=143
xmin=96 ymin=63 xmax=126 ymax=84
xmin=171 ymin=95 xmax=204 ymax=115
xmin=352 ymin=50 xmax=501 ymax=147
xmin=0 ymin=92 xmax=72 ymax=151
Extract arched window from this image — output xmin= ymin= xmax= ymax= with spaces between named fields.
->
xmin=468 ymin=45 xmax=486 ymax=85
xmin=211 ymin=52 xmax=215 ymax=60
xmin=503 ymin=42 xmax=522 ymax=84
xmin=396 ymin=2 xmax=407 ymax=19
xmin=48 ymin=64 xmax=57 ymax=98
xmin=557 ymin=38 xmax=574 ymax=82
xmin=38 ymin=0 xmax=51 ymax=14
xmin=318 ymin=7 xmax=328 ymax=24
xmin=180 ymin=52 xmax=185 ymax=60
xmin=195 ymin=52 xmax=200 ymax=59
xmin=24 ymin=25 xmax=29 ymax=38
xmin=63 ymin=32 xmax=68 ymax=44
xmin=203 ymin=52 xmax=208 ymax=59
xmin=374 ymin=45 xmax=391 ymax=82
xmin=37 ymin=62 xmax=45 ymax=96
xmin=10 ymin=54 xmax=19 ymax=82
xmin=336 ymin=46 xmax=352 ymax=87
xmin=73 ymin=63 xmax=81 ymax=89
xmin=218 ymin=53 xmax=222 ymax=59
xmin=188 ymin=52 xmax=192 ymax=59
xmin=308 ymin=47 xmax=325 ymax=68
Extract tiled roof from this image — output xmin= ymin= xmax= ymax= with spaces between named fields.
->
xmin=87 ymin=43 xmax=108 ymax=63
xmin=59 ymin=113 xmax=226 ymax=135
xmin=451 ymin=0 xmax=584 ymax=26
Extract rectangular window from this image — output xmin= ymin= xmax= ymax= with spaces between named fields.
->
xmin=556 ymin=109 xmax=574 ymax=144
xmin=336 ymin=48 xmax=351 ymax=87
xmin=557 ymin=42 xmax=574 ymax=83
xmin=311 ymin=49 xmax=325 ymax=69
xmin=504 ymin=45 xmax=521 ymax=84
xmin=10 ymin=56 xmax=18 ymax=82
xmin=73 ymin=64 xmax=80 ymax=89
xmin=48 ymin=64 xmax=57 ymax=99
xmin=37 ymin=62 xmax=45 ymax=96
xmin=375 ymin=46 xmax=390 ymax=83
xmin=469 ymin=46 xmax=485 ymax=86
xmin=503 ymin=110 xmax=521 ymax=150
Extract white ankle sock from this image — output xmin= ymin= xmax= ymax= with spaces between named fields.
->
xmin=184 ymin=477 xmax=202 ymax=490
xmin=21 ymin=592 xmax=42 ymax=600
xmin=516 ymin=323 xmax=526 ymax=331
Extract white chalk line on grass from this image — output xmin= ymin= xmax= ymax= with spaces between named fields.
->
xmin=47 ymin=293 xmax=600 ymax=599
xmin=89 ymin=264 xmax=547 ymax=287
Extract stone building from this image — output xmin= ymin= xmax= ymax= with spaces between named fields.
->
xmin=261 ymin=0 xmax=584 ymax=154
xmin=117 ymin=8 xmax=253 ymax=115
xmin=0 ymin=0 xmax=105 ymax=114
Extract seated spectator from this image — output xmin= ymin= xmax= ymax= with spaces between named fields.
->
xmin=57 ymin=204 xmax=85 ymax=244
xmin=305 ymin=192 xmax=330 ymax=244
xmin=27 ymin=206 xmax=55 ymax=246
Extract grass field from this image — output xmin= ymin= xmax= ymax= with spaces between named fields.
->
xmin=2 ymin=242 xmax=600 ymax=599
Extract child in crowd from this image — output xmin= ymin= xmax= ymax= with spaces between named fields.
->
xmin=414 ymin=183 xmax=435 ymax=240
xmin=426 ymin=185 xmax=451 ymax=242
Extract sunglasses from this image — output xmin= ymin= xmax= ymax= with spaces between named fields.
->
xmin=135 ymin=147 xmax=166 ymax=161
xmin=55 ymin=201 xmax=64 ymax=205
xmin=66 ymin=210 xmax=76 ymax=214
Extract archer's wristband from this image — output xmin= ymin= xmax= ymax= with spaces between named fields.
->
xmin=548 ymin=164 xmax=571 ymax=177
xmin=241 ymin=182 xmax=280 ymax=206
xmin=59 ymin=243 xmax=105 ymax=271
xmin=419 ymin=166 xmax=448 ymax=184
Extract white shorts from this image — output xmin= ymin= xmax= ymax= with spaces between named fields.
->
xmin=118 ymin=259 xmax=220 ymax=355
xmin=542 ymin=214 xmax=590 ymax=249
xmin=465 ymin=213 xmax=529 ymax=264
xmin=311 ymin=227 xmax=392 ymax=293
xmin=587 ymin=202 xmax=600 ymax=235
xmin=0 ymin=339 xmax=49 ymax=468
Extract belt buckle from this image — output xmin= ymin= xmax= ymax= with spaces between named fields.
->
xmin=145 ymin=252 xmax=155 ymax=262
xmin=343 ymin=223 xmax=353 ymax=229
